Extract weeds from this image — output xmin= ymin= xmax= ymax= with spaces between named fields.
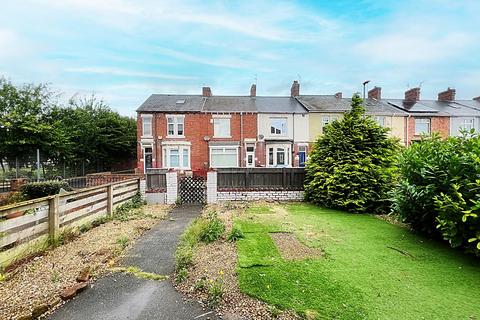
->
xmin=112 ymin=266 xmax=167 ymax=281
xmin=206 ymin=277 xmax=224 ymax=308
xmin=199 ymin=211 xmax=225 ymax=243
xmin=176 ymin=267 xmax=188 ymax=283
xmin=227 ymin=226 xmax=244 ymax=242
xmin=116 ymin=235 xmax=129 ymax=250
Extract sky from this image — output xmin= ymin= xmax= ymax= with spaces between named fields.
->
xmin=0 ymin=0 xmax=479 ymax=116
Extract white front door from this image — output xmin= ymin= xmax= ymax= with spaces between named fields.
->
xmin=246 ymin=144 xmax=255 ymax=167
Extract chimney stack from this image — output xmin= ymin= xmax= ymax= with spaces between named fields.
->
xmin=250 ymin=84 xmax=256 ymax=97
xmin=290 ymin=80 xmax=300 ymax=97
xmin=368 ymin=86 xmax=382 ymax=100
xmin=438 ymin=88 xmax=456 ymax=101
xmin=474 ymin=96 xmax=480 ymax=102
xmin=334 ymin=92 xmax=342 ymax=99
xmin=404 ymin=87 xmax=420 ymax=102
xmin=202 ymin=86 xmax=212 ymax=97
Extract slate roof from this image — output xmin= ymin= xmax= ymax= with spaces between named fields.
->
xmin=297 ymin=95 xmax=408 ymax=116
xmin=137 ymin=95 xmax=307 ymax=114
xmin=386 ymin=99 xmax=480 ymax=117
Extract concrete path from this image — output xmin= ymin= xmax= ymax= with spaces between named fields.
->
xmin=50 ymin=205 xmax=220 ymax=320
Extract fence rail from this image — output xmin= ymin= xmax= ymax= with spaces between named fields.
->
xmin=0 ymin=178 xmax=141 ymax=250
xmin=145 ymin=169 xmax=167 ymax=191
xmin=217 ymin=168 xmax=305 ymax=190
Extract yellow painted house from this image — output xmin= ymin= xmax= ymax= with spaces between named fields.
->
xmin=296 ymin=94 xmax=408 ymax=145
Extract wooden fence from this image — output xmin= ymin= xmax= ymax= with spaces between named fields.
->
xmin=0 ymin=178 xmax=141 ymax=250
xmin=217 ymin=168 xmax=305 ymax=190
xmin=145 ymin=169 xmax=167 ymax=191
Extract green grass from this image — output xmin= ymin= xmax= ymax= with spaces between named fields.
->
xmin=236 ymin=203 xmax=480 ymax=319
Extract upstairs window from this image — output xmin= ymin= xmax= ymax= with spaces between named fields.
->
xmin=375 ymin=116 xmax=386 ymax=127
xmin=322 ymin=115 xmax=338 ymax=133
xmin=142 ymin=115 xmax=152 ymax=136
xmin=460 ymin=117 xmax=475 ymax=131
xmin=213 ymin=118 xmax=231 ymax=137
xmin=415 ymin=118 xmax=430 ymax=135
xmin=270 ymin=118 xmax=287 ymax=136
xmin=167 ymin=115 xmax=184 ymax=136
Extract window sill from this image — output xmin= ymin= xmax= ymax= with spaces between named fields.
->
xmin=213 ymin=136 xmax=232 ymax=139
xmin=166 ymin=135 xmax=185 ymax=138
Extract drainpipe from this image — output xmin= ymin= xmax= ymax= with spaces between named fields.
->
xmin=405 ymin=115 xmax=411 ymax=145
xmin=240 ymin=112 xmax=244 ymax=167
xmin=292 ymin=112 xmax=295 ymax=167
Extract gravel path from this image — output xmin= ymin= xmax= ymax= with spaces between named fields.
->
xmin=49 ymin=205 xmax=220 ymax=320
xmin=0 ymin=205 xmax=168 ymax=320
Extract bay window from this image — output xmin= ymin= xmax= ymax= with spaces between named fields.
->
xmin=210 ymin=146 xmax=238 ymax=168
xmin=163 ymin=145 xmax=190 ymax=169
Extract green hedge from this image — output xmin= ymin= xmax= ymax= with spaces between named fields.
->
xmin=392 ymin=133 xmax=480 ymax=256
xmin=20 ymin=181 xmax=73 ymax=200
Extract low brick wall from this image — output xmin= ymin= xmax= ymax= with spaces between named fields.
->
xmin=217 ymin=190 xmax=304 ymax=202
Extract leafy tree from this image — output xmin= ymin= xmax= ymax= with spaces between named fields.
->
xmin=392 ymin=133 xmax=480 ymax=256
xmin=304 ymin=94 xmax=400 ymax=214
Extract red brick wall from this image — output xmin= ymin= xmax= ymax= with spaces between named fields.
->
xmin=137 ymin=112 xmax=258 ymax=172
xmin=407 ymin=116 xmax=450 ymax=144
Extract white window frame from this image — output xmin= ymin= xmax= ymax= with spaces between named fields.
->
xmin=375 ymin=116 xmax=386 ymax=127
xmin=213 ymin=117 xmax=231 ymax=138
xmin=415 ymin=118 xmax=431 ymax=135
xmin=267 ymin=144 xmax=291 ymax=167
xmin=141 ymin=114 xmax=153 ymax=137
xmin=269 ymin=117 xmax=288 ymax=136
xmin=142 ymin=144 xmax=154 ymax=173
xmin=162 ymin=145 xmax=190 ymax=169
xmin=322 ymin=115 xmax=338 ymax=133
xmin=460 ymin=117 xmax=475 ymax=132
xmin=166 ymin=115 xmax=185 ymax=137
xmin=209 ymin=146 xmax=239 ymax=168
xmin=245 ymin=143 xmax=255 ymax=168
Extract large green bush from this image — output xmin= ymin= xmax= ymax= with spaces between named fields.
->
xmin=392 ymin=133 xmax=480 ymax=255
xmin=20 ymin=181 xmax=73 ymax=199
xmin=304 ymin=94 xmax=400 ymax=214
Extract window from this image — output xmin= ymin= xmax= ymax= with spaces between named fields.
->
xmin=298 ymin=145 xmax=307 ymax=167
xmin=322 ymin=115 xmax=338 ymax=133
xmin=142 ymin=115 xmax=152 ymax=136
xmin=270 ymin=118 xmax=287 ymax=136
xmin=267 ymin=145 xmax=290 ymax=167
xmin=163 ymin=146 xmax=190 ymax=169
xmin=210 ymin=147 xmax=238 ymax=168
xmin=166 ymin=115 xmax=184 ymax=136
xmin=143 ymin=147 xmax=153 ymax=171
xmin=213 ymin=118 xmax=231 ymax=137
xmin=460 ymin=117 xmax=475 ymax=131
xmin=415 ymin=118 xmax=430 ymax=135
xmin=375 ymin=116 xmax=386 ymax=127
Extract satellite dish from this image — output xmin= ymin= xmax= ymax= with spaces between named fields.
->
xmin=258 ymin=134 xmax=264 ymax=140
xmin=203 ymin=136 xmax=211 ymax=141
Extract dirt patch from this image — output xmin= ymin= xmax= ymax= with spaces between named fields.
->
xmin=175 ymin=203 xmax=299 ymax=320
xmin=0 ymin=204 xmax=169 ymax=320
xmin=270 ymin=232 xmax=322 ymax=261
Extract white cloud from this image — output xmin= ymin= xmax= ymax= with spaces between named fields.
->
xmin=64 ymin=66 xmax=197 ymax=80
xmin=0 ymin=29 xmax=31 ymax=59
xmin=356 ymin=31 xmax=472 ymax=64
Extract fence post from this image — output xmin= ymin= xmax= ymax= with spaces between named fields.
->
xmin=245 ymin=168 xmax=250 ymax=189
xmin=48 ymin=195 xmax=59 ymax=239
xmin=282 ymin=168 xmax=287 ymax=188
xmin=107 ymin=184 xmax=114 ymax=216
xmin=207 ymin=171 xmax=217 ymax=204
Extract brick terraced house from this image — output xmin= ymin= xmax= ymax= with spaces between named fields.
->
xmin=136 ymin=82 xmax=480 ymax=174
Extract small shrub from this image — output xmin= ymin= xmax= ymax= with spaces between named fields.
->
xmin=116 ymin=235 xmax=129 ymax=250
xmin=20 ymin=181 xmax=73 ymax=200
xmin=268 ymin=305 xmax=282 ymax=318
xmin=206 ymin=277 xmax=224 ymax=307
xmin=194 ymin=277 xmax=207 ymax=291
xmin=199 ymin=212 xmax=225 ymax=243
xmin=176 ymin=268 xmax=188 ymax=283
xmin=227 ymin=226 xmax=244 ymax=242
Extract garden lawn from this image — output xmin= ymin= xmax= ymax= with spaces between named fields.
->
xmin=235 ymin=203 xmax=480 ymax=320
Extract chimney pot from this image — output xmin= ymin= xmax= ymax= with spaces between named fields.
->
xmin=438 ymin=87 xmax=456 ymax=101
xmin=250 ymin=84 xmax=256 ymax=97
xmin=290 ymin=80 xmax=300 ymax=97
xmin=404 ymin=87 xmax=420 ymax=102
xmin=202 ymin=86 xmax=212 ymax=97
xmin=368 ymin=86 xmax=382 ymax=100
xmin=334 ymin=92 xmax=342 ymax=99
